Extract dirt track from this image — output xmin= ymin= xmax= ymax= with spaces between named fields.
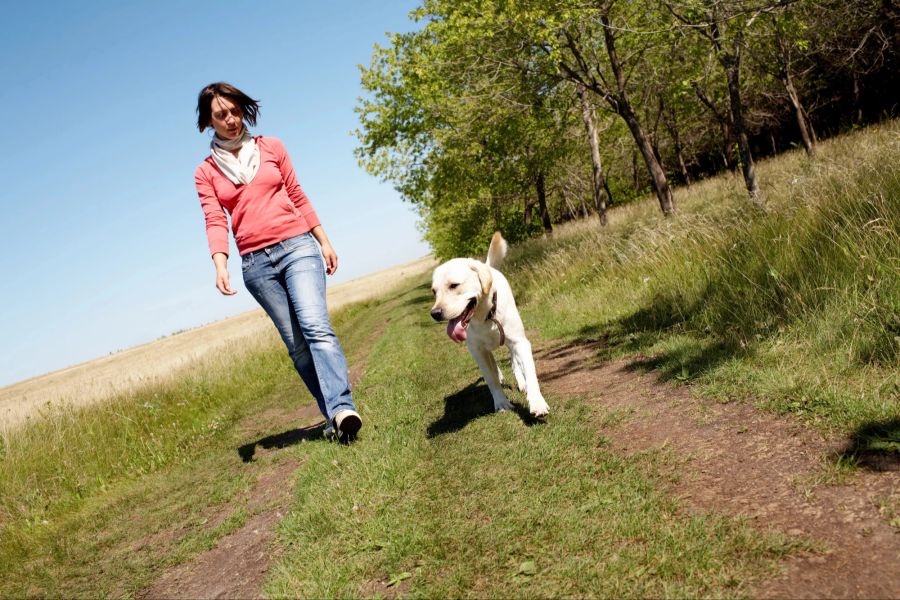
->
xmin=138 ymin=338 xmax=899 ymax=599
xmin=0 ymin=256 xmax=436 ymax=430
xmin=539 ymin=341 xmax=899 ymax=599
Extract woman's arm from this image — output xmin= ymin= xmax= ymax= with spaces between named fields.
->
xmin=195 ymin=166 xmax=231 ymax=257
xmin=212 ymin=252 xmax=237 ymax=295
xmin=269 ymin=139 xmax=336 ymax=275
xmin=310 ymin=225 xmax=338 ymax=275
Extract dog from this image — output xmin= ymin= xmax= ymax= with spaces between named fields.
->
xmin=430 ymin=232 xmax=549 ymax=417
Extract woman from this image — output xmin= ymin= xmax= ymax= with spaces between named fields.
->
xmin=193 ymin=82 xmax=362 ymax=442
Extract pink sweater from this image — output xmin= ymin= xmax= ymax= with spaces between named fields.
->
xmin=194 ymin=136 xmax=321 ymax=257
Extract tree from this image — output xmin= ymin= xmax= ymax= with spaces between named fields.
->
xmin=355 ymin=2 xmax=584 ymax=256
xmin=770 ymin=10 xmax=817 ymax=155
xmin=665 ymin=0 xmax=788 ymax=209
xmin=533 ymin=1 xmax=678 ymax=216
xmin=575 ymin=83 xmax=611 ymax=224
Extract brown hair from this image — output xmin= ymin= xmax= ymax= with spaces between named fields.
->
xmin=196 ymin=82 xmax=261 ymax=132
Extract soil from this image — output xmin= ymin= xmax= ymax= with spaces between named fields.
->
xmin=139 ymin=311 xmax=391 ymax=599
xmin=139 ymin=338 xmax=898 ymax=599
xmin=137 ymin=405 xmax=320 ymax=600
xmin=535 ymin=341 xmax=899 ymax=599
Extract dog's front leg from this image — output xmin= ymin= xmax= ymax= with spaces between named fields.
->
xmin=470 ymin=346 xmax=513 ymax=412
xmin=507 ymin=338 xmax=550 ymax=417
xmin=510 ymin=353 xmax=527 ymax=392
xmin=484 ymin=350 xmax=505 ymax=388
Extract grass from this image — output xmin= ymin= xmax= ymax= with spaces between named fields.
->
xmin=0 ymin=278 xmax=800 ymax=598
xmin=0 ymin=296 xmax=402 ymax=598
xmin=507 ymin=121 xmax=899 ymax=448
xmin=264 ymin=282 xmax=799 ymax=598
xmin=1 ymin=122 xmax=896 ymax=596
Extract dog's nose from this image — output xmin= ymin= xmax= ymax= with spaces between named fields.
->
xmin=430 ymin=308 xmax=443 ymax=321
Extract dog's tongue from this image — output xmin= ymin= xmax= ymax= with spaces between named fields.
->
xmin=447 ymin=317 xmax=467 ymax=342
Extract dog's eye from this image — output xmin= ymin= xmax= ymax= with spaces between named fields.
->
xmin=449 ymin=283 xmax=459 ymax=290
xmin=431 ymin=288 xmax=436 ymax=296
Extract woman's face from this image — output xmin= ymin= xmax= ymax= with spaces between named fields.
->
xmin=209 ymin=95 xmax=243 ymax=139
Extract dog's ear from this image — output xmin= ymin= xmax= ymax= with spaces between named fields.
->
xmin=469 ymin=260 xmax=493 ymax=296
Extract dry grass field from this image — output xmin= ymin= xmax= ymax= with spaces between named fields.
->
xmin=0 ymin=256 xmax=436 ymax=430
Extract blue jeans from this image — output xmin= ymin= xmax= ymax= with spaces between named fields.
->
xmin=241 ymin=233 xmax=355 ymax=423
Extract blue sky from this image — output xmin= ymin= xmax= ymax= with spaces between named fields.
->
xmin=0 ymin=0 xmax=429 ymax=386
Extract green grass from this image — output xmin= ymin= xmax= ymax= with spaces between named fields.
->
xmin=264 ymin=282 xmax=799 ymax=598
xmin=0 ymin=296 xmax=399 ymax=598
xmin=507 ymin=121 xmax=899 ymax=447
xmin=0 ymin=324 xmax=310 ymax=596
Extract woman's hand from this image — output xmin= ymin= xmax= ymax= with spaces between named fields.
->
xmin=320 ymin=240 xmax=338 ymax=275
xmin=310 ymin=225 xmax=338 ymax=275
xmin=213 ymin=252 xmax=237 ymax=295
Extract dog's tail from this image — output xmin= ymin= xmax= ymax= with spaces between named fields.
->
xmin=486 ymin=231 xmax=508 ymax=269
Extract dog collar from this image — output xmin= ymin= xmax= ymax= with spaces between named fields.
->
xmin=486 ymin=290 xmax=505 ymax=345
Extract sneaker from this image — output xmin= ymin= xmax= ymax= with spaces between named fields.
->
xmin=333 ymin=409 xmax=362 ymax=443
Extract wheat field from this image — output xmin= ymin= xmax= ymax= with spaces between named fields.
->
xmin=0 ymin=256 xmax=436 ymax=430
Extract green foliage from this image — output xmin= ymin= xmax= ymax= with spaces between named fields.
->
xmin=422 ymin=191 xmax=542 ymax=260
xmin=356 ymin=0 xmax=898 ymax=254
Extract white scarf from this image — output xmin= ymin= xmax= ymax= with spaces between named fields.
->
xmin=210 ymin=129 xmax=260 ymax=185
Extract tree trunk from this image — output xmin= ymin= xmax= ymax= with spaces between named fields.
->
xmin=524 ymin=197 xmax=533 ymax=228
xmin=662 ymin=101 xmax=691 ymax=185
xmin=675 ymin=143 xmax=690 ymax=185
xmin=723 ymin=52 xmax=764 ymax=208
xmin=694 ymin=84 xmax=735 ymax=173
xmin=576 ymin=84 xmax=609 ymax=225
xmin=620 ymin=100 xmax=676 ymax=215
xmin=491 ymin=195 xmax=501 ymax=230
xmin=601 ymin=15 xmax=675 ymax=216
xmin=536 ymin=172 xmax=552 ymax=236
xmin=783 ymin=71 xmax=816 ymax=157
xmin=775 ymin=23 xmax=816 ymax=157
xmin=853 ymin=71 xmax=863 ymax=124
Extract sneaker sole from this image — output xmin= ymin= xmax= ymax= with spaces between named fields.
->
xmin=337 ymin=414 xmax=362 ymax=442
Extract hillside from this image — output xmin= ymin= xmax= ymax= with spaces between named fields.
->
xmin=0 ymin=124 xmax=897 ymax=598
xmin=0 ymin=256 xmax=436 ymax=430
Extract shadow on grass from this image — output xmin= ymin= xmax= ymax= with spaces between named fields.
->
xmin=833 ymin=417 xmax=900 ymax=472
xmin=238 ymin=422 xmax=327 ymax=463
xmin=623 ymin=339 xmax=746 ymax=384
xmin=533 ymin=338 xmax=608 ymax=383
xmin=568 ymin=294 xmax=752 ymax=384
xmin=427 ymin=381 xmax=542 ymax=438
xmin=399 ymin=292 xmax=434 ymax=309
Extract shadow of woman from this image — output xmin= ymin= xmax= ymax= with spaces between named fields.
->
xmin=237 ymin=422 xmax=327 ymax=463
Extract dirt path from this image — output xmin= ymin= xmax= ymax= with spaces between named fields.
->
xmin=140 ymin=338 xmax=897 ymax=598
xmin=536 ymin=341 xmax=899 ymax=599
xmin=139 ymin=309 xmax=393 ymax=599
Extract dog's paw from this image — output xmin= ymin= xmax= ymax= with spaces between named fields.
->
xmin=494 ymin=398 xmax=514 ymax=412
xmin=528 ymin=397 xmax=550 ymax=418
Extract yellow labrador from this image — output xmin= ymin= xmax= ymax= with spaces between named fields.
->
xmin=430 ymin=232 xmax=550 ymax=417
